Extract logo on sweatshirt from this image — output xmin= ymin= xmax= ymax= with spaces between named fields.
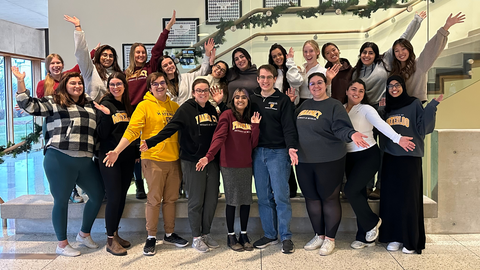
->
xmin=297 ymin=110 xmax=322 ymax=120
xmin=111 ymin=112 xmax=130 ymax=124
xmin=195 ymin=113 xmax=218 ymax=124
xmin=386 ymin=115 xmax=410 ymax=128
xmin=232 ymin=121 xmax=251 ymax=133
xmin=265 ymin=102 xmax=278 ymax=110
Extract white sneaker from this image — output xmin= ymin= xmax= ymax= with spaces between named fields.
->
xmin=350 ymin=240 xmax=375 ymax=249
xmin=365 ymin=218 xmax=382 ymax=242
xmin=402 ymin=247 xmax=415 ymax=254
xmin=319 ymin=238 xmax=335 ymax=256
xmin=387 ymin=241 xmax=402 ymax=251
xmin=192 ymin=237 xmax=210 ymax=253
xmin=76 ymin=233 xmax=99 ymax=249
xmin=56 ymin=244 xmax=81 ymax=257
xmin=304 ymin=234 xmax=324 ymax=250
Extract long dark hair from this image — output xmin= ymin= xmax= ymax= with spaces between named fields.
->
xmin=102 ymin=72 xmax=134 ymax=117
xmin=212 ymin=60 xmax=230 ymax=101
xmin=353 ymin=42 xmax=387 ymax=79
xmin=390 ymin=38 xmax=416 ymax=81
xmin=343 ymin=78 xmax=370 ymax=105
xmin=156 ymin=55 xmax=180 ymax=97
xmin=228 ymin=88 xmax=251 ymax=124
xmin=230 ymin=48 xmax=252 ymax=81
xmin=53 ymin=72 xmax=87 ymax=108
xmin=93 ymin=45 xmax=122 ymax=81
xmin=268 ymin=43 xmax=290 ymax=94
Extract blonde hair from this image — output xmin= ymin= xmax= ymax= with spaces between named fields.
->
xmin=303 ymin=40 xmax=321 ymax=60
xmin=44 ymin=54 xmax=64 ymax=96
xmin=125 ymin=43 xmax=147 ymax=79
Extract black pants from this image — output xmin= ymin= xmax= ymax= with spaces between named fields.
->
xmin=297 ymin=156 xmax=345 ymax=238
xmin=98 ymin=151 xmax=135 ymax=236
xmin=345 ymin=146 xmax=381 ymax=243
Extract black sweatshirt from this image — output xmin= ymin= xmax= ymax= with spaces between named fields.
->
xmin=96 ymin=95 xmax=138 ymax=160
xmin=145 ymin=98 xmax=218 ymax=162
xmin=250 ymin=87 xmax=298 ymax=149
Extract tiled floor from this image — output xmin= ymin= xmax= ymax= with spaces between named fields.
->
xmin=1 ymin=229 xmax=480 ymax=270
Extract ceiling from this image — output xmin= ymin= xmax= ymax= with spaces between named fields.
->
xmin=0 ymin=0 xmax=48 ymax=29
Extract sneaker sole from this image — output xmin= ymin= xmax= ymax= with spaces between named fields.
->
xmin=164 ymin=241 xmax=189 ymax=248
xmin=282 ymin=247 xmax=295 ymax=254
xmin=387 ymin=245 xmax=401 ymax=251
xmin=143 ymin=250 xmax=156 ymax=256
xmin=193 ymin=246 xmax=210 ymax=253
xmin=206 ymin=244 xmax=219 ymax=249
xmin=351 ymin=242 xmax=376 ymax=249
xmin=254 ymin=240 xmax=279 ymax=249
xmin=304 ymin=245 xmax=322 ymax=251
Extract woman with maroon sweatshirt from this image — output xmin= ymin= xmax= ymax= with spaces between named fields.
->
xmin=196 ymin=88 xmax=261 ymax=252
xmin=124 ymin=10 xmax=176 ymax=199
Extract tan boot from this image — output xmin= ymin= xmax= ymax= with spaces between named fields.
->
xmin=106 ymin=237 xmax=127 ymax=256
xmin=114 ymin=231 xmax=131 ymax=248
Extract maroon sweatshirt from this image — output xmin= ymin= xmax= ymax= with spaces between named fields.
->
xmin=127 ymin=29 xmax=169 ymax=106
xmin=205 ymin=109 xmax=260 ymax=168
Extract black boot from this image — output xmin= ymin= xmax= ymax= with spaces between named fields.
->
xmin=136 ymin=180 xmax=147 ymax=199
xmin=227 ymin=234 xmax=244 ymax=252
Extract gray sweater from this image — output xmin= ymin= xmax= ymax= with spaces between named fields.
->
xmin=405 ymin=27 xmax=449 ymax=101
xmin=296 ymin=98 xmax=355 ymax=163
xmin=352 ymin=14 xmax=424 ymax=105
xmin=380 ymin=99 xmax=439 ymax=157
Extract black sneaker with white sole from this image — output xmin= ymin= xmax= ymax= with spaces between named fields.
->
xmin=282 ymin=239 xmax=295 ymax=254
xmin=253 ymin=236 xmax=279 ymax=249
xmin=143 ymin=238 xmax=156 ymax=256
xmin=164 ymin=233 xmax=189 ymax=247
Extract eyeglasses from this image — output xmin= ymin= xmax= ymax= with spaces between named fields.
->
xmin=101 ymin=53 xmax=114 ymax=59
xmin=195 ymin=88 xmax=210 ymax=94
xmin=214 ymin=64 xmax=226 ymax=74
xmin=109 ymin=82 xmax=124 ymax=88
xmin=258 ymin=75 xmax=274 ymax=81
xmin=234 ymin=54 xmax=246 ymax=62
xmin=151 ymin=81 xmax=167 ymax=88
xmin=308 ymin=81 xmax=324 ymax=87
xmin=387 ymin=83 xmax=402 ymax=90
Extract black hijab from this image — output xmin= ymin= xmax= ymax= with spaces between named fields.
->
xmin=385 ymin=75 xmax=417 ymax=112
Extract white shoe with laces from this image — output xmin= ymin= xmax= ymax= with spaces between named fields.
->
xmin=350 ymin=240 xmax=375 ymax=249
xmin=304 ymin=234 xmax=324 ymax=250
xmin=76 ymin=233 xmax=99 ymax=249
xmin=365 ymin=218 xmax=382 ymax=242
xmin=387 ymin=241 xmax=402 ymax=251
xmin=56 ymin=244 xmax=81 ymax=257
xmin=319 ymin=238 xmax=335 ymax=256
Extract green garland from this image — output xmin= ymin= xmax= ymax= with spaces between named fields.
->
xmin=0 ymin=123 xmax=42 ymax=164
xmin=209 ymin=0 xmax=434 ymax=47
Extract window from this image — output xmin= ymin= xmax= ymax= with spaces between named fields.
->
xmin=0 ymin=56 xmax=6 ymax=146
xmin=11 ymin=58 xmax=34 ymax=143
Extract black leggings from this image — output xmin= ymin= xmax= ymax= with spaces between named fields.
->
xmin=98 ymin=151 xmax=135 ymax=236
xmin=225 ymin=204 xmax=250 ymax=234
xmin=345 ymin=146 xmax=381 ymax=242
xmin=297 ymin=156 xmax=345 ymax=238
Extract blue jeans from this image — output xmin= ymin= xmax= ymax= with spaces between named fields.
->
xmin=253 ymin=147 xmax=292 ymax=241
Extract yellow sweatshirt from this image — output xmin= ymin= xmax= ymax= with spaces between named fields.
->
xmin=123 ymin=91 xmax=180 ymax=161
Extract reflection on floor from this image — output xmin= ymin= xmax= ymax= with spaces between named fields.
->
xmin=2 ymin=151 xmax=480 ymax=269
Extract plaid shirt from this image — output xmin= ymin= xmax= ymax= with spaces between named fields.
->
xmin=16 ymin=90 xmax=97 ymax=153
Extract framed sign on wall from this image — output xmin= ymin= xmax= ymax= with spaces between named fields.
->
xmin=264 ymin=0 xmax=300 ymax=8
xmin=206 ymin=0 xmax=242 ymax=24
xmin=162 ymin=18 xmax=200 ymax=48
xmin=122 ymin=43 xmax=155 ymax=70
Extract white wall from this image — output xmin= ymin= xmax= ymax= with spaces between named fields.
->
xmin=0 ymin=19 xmax=45 ymax=58
xmin=48 ymin=0 xmax=476 ymax=71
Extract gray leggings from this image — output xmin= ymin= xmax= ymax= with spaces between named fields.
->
xmin=44 ymin=149 xmax=105 ymax=241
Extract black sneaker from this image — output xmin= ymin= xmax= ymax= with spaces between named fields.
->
xmin=143 ymin=238 xmax=156 ymax=256
xmin=253 ymin=236 xmax=279 ymax=249
xmin=238 ymin=233 xmax=254 ymax=251
xmin=136 ymin=188 xmax=147 ymax=199
xmin=282 ymin=239 xmax=295 ymax=254
xmin=164 ymin=233 xmax=189 ymax=247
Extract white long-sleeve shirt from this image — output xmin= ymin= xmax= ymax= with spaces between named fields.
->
xmin=345 ymin=103 xmax=401 ymax=152
xmin=274 ymin=58 xmax=303 ymax=104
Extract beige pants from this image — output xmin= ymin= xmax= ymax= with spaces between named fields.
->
xmin=142 ymin=159 xmax=181 ymax=236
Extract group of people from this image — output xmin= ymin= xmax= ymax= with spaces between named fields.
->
xmin=11 ymin=9 xmax=465 ymax=257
